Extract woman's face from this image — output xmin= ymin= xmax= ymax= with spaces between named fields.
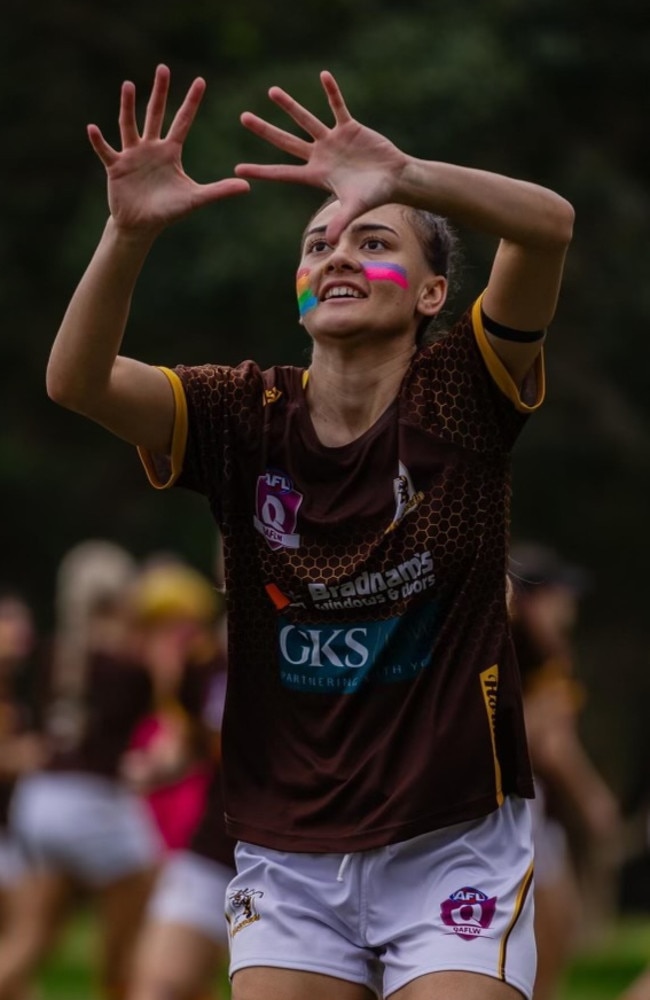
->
xmin=296 ymin=202 xmax=446 ymax=346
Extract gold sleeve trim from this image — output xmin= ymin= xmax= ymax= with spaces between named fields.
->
xmin=479 ymin=664 xmax=504 ymax=807
xmin=137 ymin=366 xmax=188 ymax=490
xmin=471 ymin=294 xmax=546 ymax=414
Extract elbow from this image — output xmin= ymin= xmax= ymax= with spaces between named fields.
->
xmin=46 ymin=366 xmax=70 ymax=409
xmin=46 ymin=363 xmax=86 ymax=414
xmin=552 ymin=197 xmax=575 ymax=249
xmin=46 ymin=368 xmax=66 ymax=408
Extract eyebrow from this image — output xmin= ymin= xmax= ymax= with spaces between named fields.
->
xmin=302 ymin=222 xmax=399 ymax=243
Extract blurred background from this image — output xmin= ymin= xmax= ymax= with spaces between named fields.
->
xmin=1 ymin=0 xmax=650 ymax=995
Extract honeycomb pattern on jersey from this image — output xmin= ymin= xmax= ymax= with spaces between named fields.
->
xmin=171 ymin=306 xmax=535 ymax=850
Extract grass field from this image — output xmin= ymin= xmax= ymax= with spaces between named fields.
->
xmin=35 ymin=907 xmax=650 ymax=999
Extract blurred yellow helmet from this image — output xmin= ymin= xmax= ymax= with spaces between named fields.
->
xmin=130 ymin=562 xmax=222 ymax=624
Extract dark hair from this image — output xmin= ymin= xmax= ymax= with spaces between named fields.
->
xmin=402 ymin=207 xmax=463 ymax=345
xmin=304 ymin=196 xmax=463 ymax=345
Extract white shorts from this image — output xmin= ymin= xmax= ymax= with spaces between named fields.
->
xmin=228 ymin=796 xmax=536 ymax=999
xmin=148 ymin=850 xmax=233 ymax=947
xmin=10 ymin=772 xmax=162 ymax=886
xmin=0 ymin=830 xmax=26 ymax=887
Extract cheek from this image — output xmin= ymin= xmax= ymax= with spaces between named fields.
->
xmin=362 ymin=263 xmax=409 ymax=289
xmin=296 ymin=268 xmax=318 ymax=317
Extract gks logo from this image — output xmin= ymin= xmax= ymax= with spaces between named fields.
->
xmin=440 ymin=886 xmax=497 ymax=940
xmin=254 ymin=469 xmax=303 ymax=550
xmin=277 ymin=601 xmax=440 ymax=693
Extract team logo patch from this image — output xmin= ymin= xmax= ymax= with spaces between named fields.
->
xmin=254 ymin=469 xmax=303 ymax=550
xmin=440 ymin=886 xmax=497 ymax=940
xmin=227 ymin=887 xmax=264 ymax=937
xmin=385 ymin=461 xmax=424 ymax=534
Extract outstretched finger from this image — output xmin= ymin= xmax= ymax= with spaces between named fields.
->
xmin=119 ymin=81 xmax=140 ymax=147
xmin=320 ymin=71 xmax=353 ymax=126
xmin=234 ymin=162 xmax=321 ymax=187
xmin=240 ymin=112 xmax=312 ymax=161
xmin=87 ymin=124 xmax=119 ymax=167
xmin=267 ymin=86 xmax=329 ymax=140
xmin=142 ymin=64 xmax=171 ymax=141
xmin=166 ymin=77 xmax=207 ymax=145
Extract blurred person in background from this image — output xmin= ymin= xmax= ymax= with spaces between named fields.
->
xmin=123 ymin=557 xmax=224 ymax=854
xmin=128 ymin=768 xmax=234 ymax=1000
xmin=0 ymin=590 xmax=46 ymax=1000
xmin=125 ymin=565 xmax=233 ymax=1000
xmin=0 ymin=540 xmax=163 ymax=1000
xmin=509 ymin=543 xmax=622 ymax=1000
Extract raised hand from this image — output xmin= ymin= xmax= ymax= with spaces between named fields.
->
xmin=88 ymin=64 xmax=250 ymax=236
xmin=235 ymin=71 xmax=409 ymax=244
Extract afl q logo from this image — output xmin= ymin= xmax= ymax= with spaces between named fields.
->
xmin=254 ymin=469 xmax=303 ymax=551
xmin=440 ymin=886 xmax=497 ymax=940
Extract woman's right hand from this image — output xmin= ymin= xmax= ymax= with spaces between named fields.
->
xmin=88 ymin=64 xmax=249 ymax=237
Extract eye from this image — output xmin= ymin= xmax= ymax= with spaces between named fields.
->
xmin=305 ymin=238 xmax=331 ymax=254
xmin=362 ymin=236 xmax=389 ymax=251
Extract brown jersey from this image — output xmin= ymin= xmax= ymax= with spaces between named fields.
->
xmin=189 ymin=767 xmax=235 ymax=869
xmin=46 ymin=651 xmax=153 ymax=777
xmin=140 ymin=298 xmax=543 ymax=852
xmin=0 ymin=692 xmax=36 ymax=826
xmin=186 ymin=651 xmax=235 ymax=868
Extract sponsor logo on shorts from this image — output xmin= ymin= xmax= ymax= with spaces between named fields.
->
xmin=254 ymin=469 xmax=303 ymax=550
xmin=277 ymin=600 xmax=440 ymax=693
xmin=440 ymin=886 xmax=497 ymax=940
xmin=227 ymin=887 xmax=264 ymax=937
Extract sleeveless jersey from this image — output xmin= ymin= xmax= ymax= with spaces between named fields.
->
xmin=139 ymin=298 xmax=543 ymax=852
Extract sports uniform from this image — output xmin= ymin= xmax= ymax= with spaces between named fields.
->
xmin=0 ymin=698 xmax=34 ymax=887
xmin=145 ymin=656 xmax=235 ymax=946
xmin=148 ymin=769 xmax=235 ymax=946
xmin=140 ymin=296 xmax=544 ymax=996
xmin=10 ymin=651 xmax=163 ymax=885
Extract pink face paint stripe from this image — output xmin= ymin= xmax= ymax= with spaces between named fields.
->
xmin=362 ymin=262 xmax=409 ymax=288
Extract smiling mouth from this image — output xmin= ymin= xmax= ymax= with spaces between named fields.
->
xmin=322 ymin=286 xmax=366 ymax=302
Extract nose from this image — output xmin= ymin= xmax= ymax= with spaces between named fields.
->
xmin=324 ymin=246 xmax=361 ymax=273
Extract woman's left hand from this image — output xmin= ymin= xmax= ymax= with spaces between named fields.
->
xmin=235 ymin=71 xmax=409 ymax=243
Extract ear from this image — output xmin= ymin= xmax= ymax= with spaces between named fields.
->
xmin=417 ymin=275 xmax=447 ymax=317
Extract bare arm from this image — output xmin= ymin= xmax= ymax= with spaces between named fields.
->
xmin=47 ymin=64 xmax=249 ymax=453
xmin=47 ymin=220 xmax=175 ymax=451
xmin=526 ymin=688 xmax=622 ymax=845
xmin=235 ymin=71 xmax=574 ymax=386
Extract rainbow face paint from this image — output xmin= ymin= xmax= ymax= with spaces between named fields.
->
xmin=362 ymin=262 xmax=409 ymax=288
xmin=296 ymin=268 xmax=318 ymax=317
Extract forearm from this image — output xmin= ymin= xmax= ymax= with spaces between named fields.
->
xmin=535 ymin=731 xmax=621 ymax=838
xmin=46 ymin=217 xmax=156 ymax=411
xmin=396 ymin=158 xmax=574 ymax=249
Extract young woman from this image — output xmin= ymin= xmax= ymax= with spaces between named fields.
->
xmin=46 ymin=65 xmax=574 ymax=1000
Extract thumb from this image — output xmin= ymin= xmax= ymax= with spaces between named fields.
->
xmin=194 ymin=178 xmax=251 ymax=207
